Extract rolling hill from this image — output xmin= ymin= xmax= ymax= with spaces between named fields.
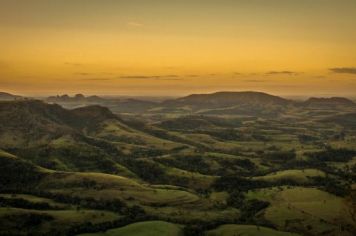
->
xmin=1 ymin=93 xmax=355 ymax=236
xmin=164 ymin=91 xmax=290 ymax=108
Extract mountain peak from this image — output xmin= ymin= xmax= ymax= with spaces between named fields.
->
xmin=169 ymin=91 xmax=290 ymax=107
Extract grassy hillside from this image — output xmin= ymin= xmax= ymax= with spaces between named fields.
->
xmin=206 ymin=224 xmax=300 ymax=236
xmin=247 ymin=187 xmax=355 ymax=235
xmin=0 ymin=207 xmax=120 ymax=235
xmin=79 ymin=221 xmax=183 ymax=236
xmin=252 ymin=169 xmax=326 ymax=184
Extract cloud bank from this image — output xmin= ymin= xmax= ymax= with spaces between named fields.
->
xmin=329 ymin=67 xmax=356 ymax=74
xmin=266 ymin=71 xmax=300 ymax=76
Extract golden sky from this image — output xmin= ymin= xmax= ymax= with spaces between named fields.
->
xmin=0 ymin=0 xmax=356 ymax=96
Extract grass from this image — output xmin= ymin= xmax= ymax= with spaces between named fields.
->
xmin=164 ymin=166 xmax=217 ymax=189
xmin=144 ymin=206 xmax=240 ymax=223
xmin=78 ymin=221 xmax=183 ymax=236
xmin=260 ymin=187 xmax=354 ymax=235
xmin=0 ymin=194 xmax=68 ymax=209
xmin=276 ymin=187 xmax=352 ymax=223
xmin=0 ymin=149 xmax=16 ymax=158
xmin=96 ymin=120 xmax=180 ymax=150
xmin=245 ymin=187 xmax=283 ymax=202
xmin=39 ymin=171 xmax=201 ymax=206
xmin=252 ymin=169 xmax=326 ymax=184
xmin=209 ymin=192 xmax=229 ymax=205
xmin=206 ymin=224 xmax=300 ymax=236
xmin=0 ymin=207 xmax=120 ymax=235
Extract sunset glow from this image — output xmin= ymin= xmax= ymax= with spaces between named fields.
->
xmin=1 ymin=0 xmax=356 ymax=96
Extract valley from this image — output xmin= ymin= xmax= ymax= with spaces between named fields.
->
xmin=0 ymin=91 xmax=355 ymax=236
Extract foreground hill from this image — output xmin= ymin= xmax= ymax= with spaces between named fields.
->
xmin=0 ymin=100 xmax=169 ymax=175
xmin=0 ymin=100 xmax=118 ymax=148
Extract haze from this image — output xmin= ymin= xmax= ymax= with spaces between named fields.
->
xmin=0 ymin=0 xmax=356 ymax=96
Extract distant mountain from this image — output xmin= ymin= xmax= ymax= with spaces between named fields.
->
xmin=0 ymin=92 xmax=21 ymax=100
xmin=163 ymin=91 xmax=290 ymax=108
xmin=45 ymin=91 xmax=294 ymax=116
xmin=158 ymin=91 xmax=291 ymax=117
xmin=47 ymin=94 xmax=105 ymax=103
xmin=303 ymin=97 xmax=355 ymax=107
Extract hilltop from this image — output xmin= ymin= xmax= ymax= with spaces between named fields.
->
xmin=163 ymin=91 xmax=290 ymax=108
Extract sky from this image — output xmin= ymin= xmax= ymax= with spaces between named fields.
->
xmin=0 ymin=0 xmax=356 ymax=97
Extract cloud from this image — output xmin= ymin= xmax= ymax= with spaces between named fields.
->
xmin=127 ymin=21 xmax=144 ymax=27
xmin=64 ymin=62 xmax=83 ymax=67
xmin=118 ymin=75 xmax=181 ymax=80
xmin=266 ymin=71 xmax=300 ymax=76
xmin=313 ymin=75 xmax=326 ymax=79
xmin=74 ymin=72 xmax=115 ymax=76
xmin=74 ymin=72 xmax=92 ymax=76
xmin=243 ymin=79 xmax=266 ymax=83
xmin=0 ymin=61 xmax=9 ymax=69
xmin=329 ymin=67 xmax=356 ymax=74
xmin=80 ymin=78 xmax=111 ymax=81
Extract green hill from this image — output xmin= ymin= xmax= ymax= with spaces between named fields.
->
xmin=206 ymin=224 xmax=300 ymax=236
xmin=79 ymin=221 xmax=183 ymax=236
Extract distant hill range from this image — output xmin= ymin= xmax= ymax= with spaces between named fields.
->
xmin=3 ymin=91 xmax=356 ymax=115
xmin=0 ymin=92 xmax=22 ymax=101
xmin=47 ymin=94 xmax=105 ymax=103
xmin=303 ymin=97 xmax=355 ymax=107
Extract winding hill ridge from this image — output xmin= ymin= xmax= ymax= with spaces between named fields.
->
xmin=0 ymin=100 xmax=120 ymax=148
xmin=0 ymin=100 xmax=140 ymax=175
